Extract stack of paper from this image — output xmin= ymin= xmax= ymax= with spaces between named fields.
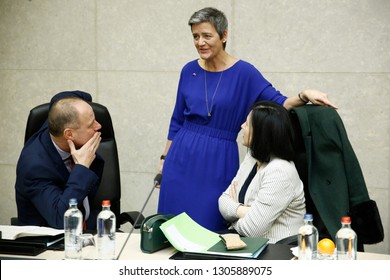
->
xmin=160 ymin=213 xmax=268 ymax=259
xmin=0 ymin=225 xmax=63 ymax=240
xmin=0 ymin=225 xmax=64 ymax=256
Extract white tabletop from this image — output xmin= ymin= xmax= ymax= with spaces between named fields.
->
xmin=1 ymin=232 xmax=389 ymax=260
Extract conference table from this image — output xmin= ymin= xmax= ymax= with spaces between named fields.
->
xmin=1 ymin=232 xmax=389 ymax=260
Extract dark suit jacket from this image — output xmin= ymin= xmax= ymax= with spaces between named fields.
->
xmin=15 ymin=91 xmax=104 ymax=230
xmin=291 ymin=105 xmax=370 ymax=240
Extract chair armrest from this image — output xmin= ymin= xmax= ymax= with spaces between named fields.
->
xmin=119 ymin=211 xmax=145 ymax=229
xmin=275 ymin=235 xmax=298 ymax=245
xmin=10 ymin=217 xmax=18 ymax=226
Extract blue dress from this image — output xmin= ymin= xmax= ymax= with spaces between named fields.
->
xmin=158 ymin=59 xmax=287 ymax=231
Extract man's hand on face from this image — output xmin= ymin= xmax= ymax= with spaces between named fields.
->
xmin=67 ymin=132 xmax=101 ymax=168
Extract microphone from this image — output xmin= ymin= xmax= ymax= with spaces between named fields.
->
xmin=116 ymin=173 xmax=162 ymax=260
xmin=154 ymin=173 xmax=162 ymax=186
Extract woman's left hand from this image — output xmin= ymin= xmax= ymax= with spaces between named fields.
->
xmin=301 ymin=89 xmax=338 ymax=109
xmin=229 ymin=181 xmax=251 ymax=218
xmin=229 ymin=181 xmax=238 ymax=202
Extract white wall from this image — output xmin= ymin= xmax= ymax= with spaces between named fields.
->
xmin=0 ymin=0 xmax=388 ymax=254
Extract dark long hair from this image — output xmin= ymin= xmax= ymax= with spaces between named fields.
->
xmin=249 ymin=101 xmax=295 ymax=163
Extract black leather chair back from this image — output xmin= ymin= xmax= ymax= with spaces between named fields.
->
xmin=24 ymin=103 xmax=49 ymax=143
xmin=24 ymin=102 xmax=122 ymax=223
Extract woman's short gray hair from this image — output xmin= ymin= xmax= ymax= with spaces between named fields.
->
xmin=188 ymin=7 xmax=228 ymax=45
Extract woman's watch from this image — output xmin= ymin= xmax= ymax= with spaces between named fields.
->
xmin=298 ymin=92 xmax=309 ymax=103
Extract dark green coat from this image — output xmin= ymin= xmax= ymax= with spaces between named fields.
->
xmin=291 ymin=105 xmax=370 ymax=240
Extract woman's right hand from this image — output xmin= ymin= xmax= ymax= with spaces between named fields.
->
xmin=236 ymin=205 xmax=250 ymax=219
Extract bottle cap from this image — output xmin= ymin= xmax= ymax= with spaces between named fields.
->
xmin=304 ymin=213 xmax=313 ymax=220
xmin=69 ymin=198 xmax=77 ymax=205
xmin=341 ymin=216 xmax=351 ymax=223
xmin=102 ymin=200 xmax=111 ymax=206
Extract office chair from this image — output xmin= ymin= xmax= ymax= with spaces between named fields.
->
xmin=16 ymin=102 xmax=143 ymax=229
xmin=275 ymin=235 xmax=298 ymax=246
xmin=273 ymin=115 xmax=319 ymax=247
xmin=289 ymin=108 xmax=331 ymax=241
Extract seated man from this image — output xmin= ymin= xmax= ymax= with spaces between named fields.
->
xmin=15 ymin=91 xmax=104 ymax=230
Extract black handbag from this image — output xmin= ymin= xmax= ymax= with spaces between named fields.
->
xmin=349 ymin=199 xmax=384 ymax=244
xmin=140 ymin=213 xmax=174 ymax=253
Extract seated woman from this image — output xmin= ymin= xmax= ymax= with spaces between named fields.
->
xmin=218 ymin=100 xmax=306 ymax=243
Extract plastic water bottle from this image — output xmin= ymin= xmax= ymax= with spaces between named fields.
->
xmin=64 ymin=198 xmax=83 ymax=259
xmin=298 ymin=214 xmax=318 ymax=260
xmin=97 ymin=200 xmax=116 ymax=260
xmin=336 ymin=216 xmax=357 ymax=260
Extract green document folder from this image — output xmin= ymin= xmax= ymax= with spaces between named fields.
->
xmin=160 ymin=212 xmax=268 ymax=259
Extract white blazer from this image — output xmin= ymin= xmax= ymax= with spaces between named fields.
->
xmin=218 ymin=152 xmax=306 ymax=243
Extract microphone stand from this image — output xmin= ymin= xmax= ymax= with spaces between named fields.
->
xmin=116 ymin=174 xmax=162 ymax=260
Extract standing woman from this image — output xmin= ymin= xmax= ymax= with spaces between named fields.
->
xmin=157 ymin=7 xmax=336 ymax=231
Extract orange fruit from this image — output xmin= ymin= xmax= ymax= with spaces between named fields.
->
xmin=318 ymin=238 xmax=335 ymax=255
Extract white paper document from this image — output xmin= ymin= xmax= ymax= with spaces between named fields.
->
xmin=0 ymin=225 xmax=63 ymax=240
